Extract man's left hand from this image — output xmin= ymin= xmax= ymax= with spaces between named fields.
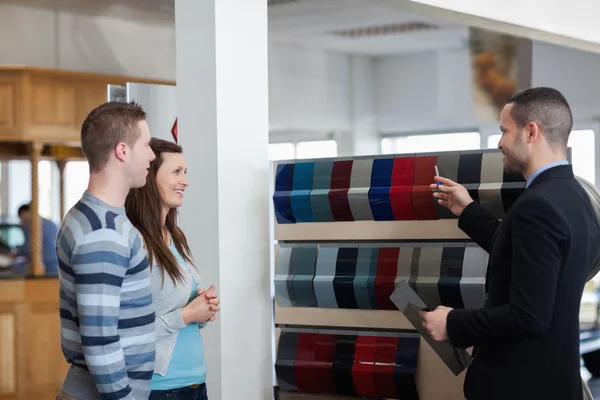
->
xmin=420 ymin=306 xmax=453 ymax=341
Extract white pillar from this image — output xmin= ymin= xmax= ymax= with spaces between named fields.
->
xmin=338 ymin=56 xmax=380 ymax=157
xmin=175 ymin=1 xmax=272 ymax=400
xmin=350 ymin=55 xmax=380 ymax=156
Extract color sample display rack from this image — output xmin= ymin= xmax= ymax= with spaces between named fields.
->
xmin=272 ymin=148 xmax=526 ymax=400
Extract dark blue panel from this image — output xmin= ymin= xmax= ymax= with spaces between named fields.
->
xmin=333 ymin=247 xmax=359 ymax=309
xmin=310 ymin=161 xmax=334 ymax=222
xmin=393 ymin=335 xmax=420 ymax=399
xmin=273 ymin=163 xmax=296 ymax=224
xmin=290 ymin=162 xmax=314 ymax=223
xmin=292 ymin=246 xmax=318 ymax=307
xmin=368 ymin=158 xmax=395 ymax=221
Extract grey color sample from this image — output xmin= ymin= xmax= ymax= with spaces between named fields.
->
xmin=460 ymin=244 xmax=488 ymax=309
xmin=291 ymin=245 xmax=318 ymax=307
xmin=416 ymin=245 xmax=443 ymax=309
xmin=436 ymin=151 xmax=460 ymax=181
xmin=353 ymin=247 xmax=375 ymax=309
xmin=310 ymin=161 xmax=334 ymax=222
xmin=348 ymin=159 xmax=374 ymax=221
xmin=274 ymin=246 xmax=294 ymax=307
xmin=480 ymin=151 xmax=504 ymax=183
xmin=313 ymin=246 xmax=339 ymax=308
xmin=366 ymin=247 xmax=379 ymax=309
xmin=395 ymin=244 xmax=415 ymax=285
xmin=478 ymin=151 xmax=505 ymax=218
xmin=478 ymin=183 xmax=504 ymax=219
xmin=408 ymin=246 xmax=421 ymax=293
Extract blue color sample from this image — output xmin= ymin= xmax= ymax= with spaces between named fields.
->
xmin=310 ymin=161 xmax=335 ymax=222
xmin=368 ymin=158 xmax=395 ymax=221
xmin=290 ymin=162 xmax=314 ymax=223
xmin=273 ymin=163 xmax=296 ymax=224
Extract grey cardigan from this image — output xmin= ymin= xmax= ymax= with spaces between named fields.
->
xmin=149 ymin=252 xmax=207 ymax=376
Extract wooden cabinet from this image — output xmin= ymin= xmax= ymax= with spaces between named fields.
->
xmin=0 ymin=278 xmax=66 ymax=400
xmin=0 ymin=66 xmax=174 ymax=145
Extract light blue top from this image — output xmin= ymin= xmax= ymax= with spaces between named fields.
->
xmin=526 ymin=160 xmax=569 ymax=188
xmin=150 ymin=241 xmax=207 ymax=390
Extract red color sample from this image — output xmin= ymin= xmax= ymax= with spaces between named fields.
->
xmin=171 ymin=118 xmax=178 ymax=143
xmin=328 ymin=160 xmax=354 ymax=221
xmin=309 ymin=333 xmax=337 ymax=393
xmin=373 ymin=336 xmax=399 ymax=399
xmin=411 ymin=156 xmax=439 ymax=220
xmin=294 ymin=333 xmax=320 ymax=393
xmin=374 ymin=248 xmax=400 ymax=310
xmin=351 ymin=335 xmax=377 ymax=398
xmin=390 ymin=157 xmax=416 ymax=220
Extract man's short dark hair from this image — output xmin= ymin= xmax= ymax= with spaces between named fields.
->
xmin=507 ymin=87 xmax=573 ymax=148
xmin=18 ymin=203 xmax=30 ymax=216
xmin=80 ymin=101 xmax=147 ymax=173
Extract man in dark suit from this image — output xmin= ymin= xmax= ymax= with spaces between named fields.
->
xmin=421 ymin=87 xmax=600 ymax=399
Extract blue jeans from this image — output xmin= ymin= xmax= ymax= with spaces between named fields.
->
xmin=149 ymin=383 xmax=208 ymax=400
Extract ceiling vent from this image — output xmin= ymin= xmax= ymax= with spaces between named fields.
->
xmin=332 ymin=22 xmax=440 ymax=38
xmin=268 ymin=0 xmax=300 ymax=6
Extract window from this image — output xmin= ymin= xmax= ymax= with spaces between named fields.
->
xmin=487 ymin=130 xmax=596 ymax=184
xmin=269 ymin=140 xmax=338 ymax=161
xmin=296 ymin=140 xmax=337 ymax=159
xmin=38 ymin=161 xmax=53 ymax=220
xmin=268 ymin=143 xmax=295 ymax=161
xmin=381 ymin=132 xmax=481 ymax=154
xmin=65 ymin=161 xmax=90 ymax=213
xmin=567 ymin=130 xmax=595 ymax=185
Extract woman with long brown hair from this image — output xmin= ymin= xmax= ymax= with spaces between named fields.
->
xmin=125 ymin=138 xmax=219 ymax=400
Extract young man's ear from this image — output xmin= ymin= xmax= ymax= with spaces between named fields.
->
xmin=115 ymin=142 xmax=128 ymax=162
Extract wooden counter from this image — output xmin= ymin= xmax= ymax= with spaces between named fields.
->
xmin=0 ymin=277 xmax=67 ymax=400
xmin=0 ymin=65 xmax=174 ymax=145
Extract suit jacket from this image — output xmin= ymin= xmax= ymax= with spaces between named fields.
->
xmin=447 ymin=164 xmax=600 ymax=400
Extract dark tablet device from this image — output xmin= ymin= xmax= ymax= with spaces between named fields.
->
xmin=390 ymin=279 xmax=473 ymax=376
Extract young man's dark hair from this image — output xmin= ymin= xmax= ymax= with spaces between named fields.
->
xmin=17 ymin=203 xmax=30 ymax=216
xmin=507 ymin=87 xmax=573 ymax=148
xmin=80 ymin=101 xmax=147 ymax=172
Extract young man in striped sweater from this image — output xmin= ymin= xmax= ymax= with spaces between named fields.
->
xmin=56 ymin=102 xmax=157 ymax=400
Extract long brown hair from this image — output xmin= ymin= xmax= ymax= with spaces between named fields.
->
xmin=125 ymin=137 xmax=194 ymax=284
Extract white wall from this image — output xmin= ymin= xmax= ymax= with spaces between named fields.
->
xmin=375 ymin=47 xmax=475 ymax=134
xmin=532 ymin=42 xmax=600 ymax=123
xmin=268 ymin=43 xmax=351 ymax=134
xmin=0 ymin=4 xmax=175 ymax=80
xmin=0 ymin=4 xmax=352 ymax=135
xmin=374 ymin=42 xmax=600 ymax=135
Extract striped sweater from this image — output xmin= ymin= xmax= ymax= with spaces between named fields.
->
xmin=57 ymin=191 xmax=156 ymax=400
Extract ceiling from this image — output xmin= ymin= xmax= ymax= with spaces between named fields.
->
xmin=0 ymin=0 xmax=469 ymax=55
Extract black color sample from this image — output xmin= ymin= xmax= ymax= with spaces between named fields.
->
xmin=438 ymin=246 xmax=466 ymax=309
xmin=333 ymin=247 xmax=359 ymax=309
xmin=275 ymin=331 xmax=299 ymax=391
xmin=331 ymin=334 xmax=358 ymax=397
